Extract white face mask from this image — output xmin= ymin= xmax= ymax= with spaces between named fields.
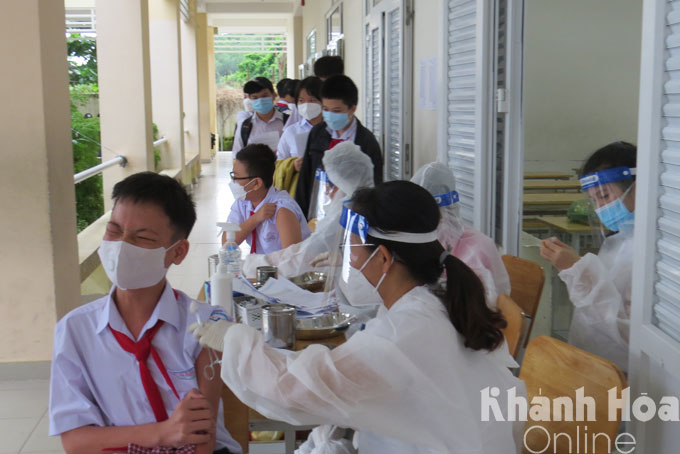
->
xmin=338 ymin=247 xmax=392 ymax=307
xmin=243 ymin=98 xmax=254 ymax=112
xmin=298 ymin=102 xmax=322 ymax=121
xmin=229 ymin=179 xmax=255 ymax=201
xmin=98 ymin=240 xmax=179 ymax=290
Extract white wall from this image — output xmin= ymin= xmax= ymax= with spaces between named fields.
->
xmin=412 ymin=0 xmax=442 ymax=171
xmin=523 ymin=0 xmax=642 ymax=173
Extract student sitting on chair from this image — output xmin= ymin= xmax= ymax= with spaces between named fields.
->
xmin=49 ymin=172 xmax=241 ymax=454
xmin=232 ymin=77 xmax=288 ymax=154
xmin=226 ymin=143 xmax=311 ymax=255
xmin=295 ymin=75 xmax=383 ymax=218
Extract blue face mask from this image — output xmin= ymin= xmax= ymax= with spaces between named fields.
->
xmin=595 ymin=194 xmax=634 ymax=232
xmin=323 ymin=111 xmax=350 ymax=131
xmin=252 ymin=97 xmax=274 ymax=115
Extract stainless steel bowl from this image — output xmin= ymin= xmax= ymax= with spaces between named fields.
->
xmin=295 ymin=312 xmax=355 ymax=340
xmin=289 ymin=271 xmax=328 ymax=293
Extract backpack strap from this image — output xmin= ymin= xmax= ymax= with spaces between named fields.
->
xmin=240 ymin=115 xmax=254 ymax=146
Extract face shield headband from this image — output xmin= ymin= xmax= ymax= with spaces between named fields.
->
xmin=433 ymin=190 xmax=460 ymax=208
xmin=580 ymin=167 xmax=636 ymax=191
xmin=338 ymin=204 xmax=439 ymax=244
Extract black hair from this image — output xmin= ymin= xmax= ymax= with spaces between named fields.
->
xmin=321 ymin=75 xmax=358 ymax=108
xmin=350 ymin=181 xmax=506 ymax=352
xmin=276 ymin=78 xmax=299 ymax=99
xmin=582 ymin=141 xmax=637 ymax=175
xmin=295 ymin=76 xmax=323 ymax=103
xmin=244 ymin=77 xmax=275 ymax=95
xmin=314 ymin=56 xmax=344 ymax=79
xmin=112 ymin=172 xmax=196 ymax=240
xmin=235 ymin=144 xmax=276 ymax=188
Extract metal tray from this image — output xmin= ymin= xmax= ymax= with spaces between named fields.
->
xmin=289 ymin=271 xmax=328 ymax=293
xmin=295 ymin=312 xmax=355 ymax=340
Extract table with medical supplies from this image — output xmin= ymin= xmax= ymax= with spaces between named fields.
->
xmin=196 ymin=287 xmax=346 ymax=454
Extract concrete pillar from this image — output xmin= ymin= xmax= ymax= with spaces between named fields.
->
xmin=97 ymin=0 xmax=154 ymax=210
xmin=208 ymin=27 xmax=217 ymax=148
xmin=0 ymin=0 xmax=80 ymax=362
xmin=196 ymin=12 xmax=214 ymax=162
xmin=288 ymin=15 xmax=304 ymax=78
xmin=181 ymin=4 xmax=201 ymax=175
xmin=149 ymin=0 xmax=185 ymax=173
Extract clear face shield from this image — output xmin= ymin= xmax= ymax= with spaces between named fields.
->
xmin=432 ymin=190 xmax=464 ymax=251
xmin=322 ymin=203 xmax=438 ymax=308
xmin=308 ymin=168 xmax=337 ymax=221
xmin=579 ymin=166 xmax=636 ymax=243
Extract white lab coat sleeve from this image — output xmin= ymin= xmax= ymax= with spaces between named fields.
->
xmin=220 ymin=324 xmax=483 ymax=452
xmin=558 ymin=252 xmax=630 ymax=369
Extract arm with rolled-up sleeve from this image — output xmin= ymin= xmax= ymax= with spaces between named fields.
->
xmin=49 ymin=322 xmax=106 ymax=436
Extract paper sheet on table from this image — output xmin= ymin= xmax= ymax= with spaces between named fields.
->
xmin=294 ymin=131 xmax=311 ymax=157
xmin=233 ymin=277 xmax=279 ymax=303
xmin=258 ymin=277 xmax=330 ymax=311
xmin=249 ymin=131 xmax=281 ymax=152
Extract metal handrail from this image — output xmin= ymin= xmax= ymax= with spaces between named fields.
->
xmin=74 ymin=155 xmax=127 ymax=184
xmin=73 ymin=137 xmax=167 ymax=184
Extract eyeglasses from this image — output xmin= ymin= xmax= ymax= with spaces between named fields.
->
xmin=230 ymin=172 xmax=256 ymax=181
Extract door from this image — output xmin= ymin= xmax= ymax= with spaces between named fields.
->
xmin=364 ymin=0 xmax=414 ymax=181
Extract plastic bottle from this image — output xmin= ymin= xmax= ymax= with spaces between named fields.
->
xmin=211 ymin=223 xmax=241 ymax=318
xmin=218 ymin=222 xmax=242 ymax=277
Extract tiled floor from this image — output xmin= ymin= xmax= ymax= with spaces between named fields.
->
xmin=0 ymin=153 xmax=239 ymax=454
xmin=0 ymin=379 xmax=61 ymax=454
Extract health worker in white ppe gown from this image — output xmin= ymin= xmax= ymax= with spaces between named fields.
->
xmin=242 ymin=141 xmax=374 ymax=278
xmin=540 ymin=141 xmax=636 ymax=373
xmin=411 ymin=162 xmax=511 ymax=306
xmin=193 ymin=181 xmax=525 ymax=454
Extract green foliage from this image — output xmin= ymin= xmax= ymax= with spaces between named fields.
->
xmin=215 ymin=53 xmax=245 ymax=85
xmin=153 ymin=123 xmax=161 ymax=171
xmin=67 ymin=35 xmax=98 ymax=86
xmin=71 ymin=88 xmax=104 ymax=232
xmin=227 ymin=53 xmax=280 ymax=85
xmin=222 ymin=136 xmax=234 ymax=151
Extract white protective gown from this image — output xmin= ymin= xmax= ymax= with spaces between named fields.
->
xmin=560 ymin=227 xmax=633 ymax=373
xmin=220 ymin=286 xmax=525 ymax=453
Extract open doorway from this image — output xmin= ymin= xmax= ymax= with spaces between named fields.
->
xmin=517 ymin=0 xmax=642 ymax=340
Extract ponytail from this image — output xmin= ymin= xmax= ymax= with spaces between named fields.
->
xmin=441 ymin=254 xmax=506 ymax=351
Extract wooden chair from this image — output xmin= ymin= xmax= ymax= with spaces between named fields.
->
xmin=501 ymin=255 xmax=545 ymax=345
xmin=497 ymin=294 xmax=525 ymax=358
xmin=520 ymin=336 xmax=627 ymax=454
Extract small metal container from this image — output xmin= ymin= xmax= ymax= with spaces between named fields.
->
xmin=256 ymin=266 xmax=278 ymax=285
xmin=289 ymin=271 xmax=328 ymax=293
xmin=234 ymin=296 xmax=267 ymax=330
xmin=262 ymin=304 xmax=296 ymax=349
xmin=295 ymin=312 xmax=355 ymax=340
xmin=208 ymin=254 xmax=219 ymax=278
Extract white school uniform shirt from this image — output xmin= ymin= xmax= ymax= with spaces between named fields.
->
xmin=282 ymin=105 xmax=301 ymax=131
xmin=48 ymin=284 xmax=242 ymax=454
xmin=227 ymin=186 xmax=311 ymax=255
xmin=232 ymin=110 xmax=286 ymax=153
xmin=277 ymin=119 xmax=314 ymax=160
xmin=327 ymin=116 xmax=358 ymax=142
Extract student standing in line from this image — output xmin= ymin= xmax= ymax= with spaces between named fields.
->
xmin=275 ymin=78 xmax=299 ymax=115
xmin=226 ymin=144 xmax=311 ymax=255
xmin=276 ymin=77 xmax=324 ymax=166
xmin=295 ymin=75 xmax=383 ymax=218
xmin=284 ymin=56 xmax=345 ymax=130
xmin=232 ymin=77 xmax=287 ymax=154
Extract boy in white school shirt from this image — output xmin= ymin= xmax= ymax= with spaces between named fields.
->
xmin=49 ymin=172 xmax=241 ymax=454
